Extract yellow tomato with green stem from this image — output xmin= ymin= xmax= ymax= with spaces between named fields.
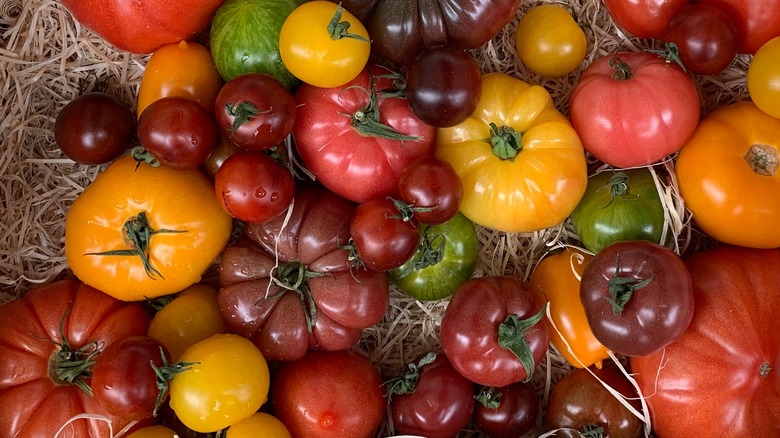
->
xmin=747 ymin=36 xmax=780 ymax=118
xmin=279 ymin=1 xmax=370 ymax=87
xmin=435 ymin=72 xmax=588 ymax=233
xmin=515 ymin=4 xmax=587 ymax=77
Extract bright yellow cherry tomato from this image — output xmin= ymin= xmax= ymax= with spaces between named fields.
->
xmin=125 ymin=426 xmax=178 ymax=438
xmin=515 ymin=4 xmax=587 ymax=77
xmin=170 ymin=333 xmax=271 ymax=433
xmin=227 ymin=412 xmax=292 ymax=438
xmin=148 ymin=284 xmax=229 ymax=361
xmin=279 ymin=1 xmax=370 ymax=88
xmin=747 ymin=36 xmax=780 ymax=118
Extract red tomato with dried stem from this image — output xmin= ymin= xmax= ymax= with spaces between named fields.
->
xmin=602 ymin=0 xmax=690 ymax=39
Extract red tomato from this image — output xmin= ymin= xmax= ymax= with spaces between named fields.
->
xmin=397 ymin=155 xmax=463 ymax=225
xmin=472 ymin=383 xmax=539 ymax=438
xmin=292 ymin=64 xmax=436 ymax=203
xmin=569 ymin=51 xmax=700 ymax=168
xmin=698 ymin=0 xmax=780 ymax=54
xmin=662 ymin=3 xmax=738 ymax=75
xmin=271 ymin=350 xmax=385 ymax=438
xmin=0 ymin=279 xmax=150 ymax=437
xmin=631 ymin=246 xmax=780 ymax=437
xmin=349 ymin=197 xmax=421 ymax=272
xmin=602 ymin=0 xmax=690 ymax=38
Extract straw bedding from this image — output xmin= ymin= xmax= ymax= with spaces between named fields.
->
xmin=0 ymin=0 xmax=752 ymax=436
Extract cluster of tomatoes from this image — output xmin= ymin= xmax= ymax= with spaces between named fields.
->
xmin=3 ymin=0 xmax=780 ymax=437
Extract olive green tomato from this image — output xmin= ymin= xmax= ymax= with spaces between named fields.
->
xmin=390 ymin=212 xmax=479 ymax=301
xmin=569 ymin=168 xmax=668 ymax=253
xmin=209 ymin=0 xmax=305 ymax=89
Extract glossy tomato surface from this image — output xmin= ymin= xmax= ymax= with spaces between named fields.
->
xmin=397 ymin=155 xmax=464 ymax=225
xmin=350 ymin=197 xmax=421 ymax=272
xmin=602 ymin=0 xmax=690 ymax=38
xmin=515 ymin=4 xmax=587 ymax=77
xmin=662 ymin=3 xmax=738 ymax=74
xmin=698 ymin=0 xmax=780 ymax=54
xmin=472 ymin=382 xmax=539 ymax=438
xmin=748 ymin=36 xmax=780 ymax=119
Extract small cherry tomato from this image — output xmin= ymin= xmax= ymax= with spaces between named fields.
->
xmin=515 ymin=4 xmax=587 ymax=77
xmin=125 ymin=425 xmax=178 ymax=438
xmin=226 ymin=412 xmax=292 ymax=438
xmin=473 ymin=383 xmax=540 ymax=438
xmin=662 ymin=3 xmax=738 ymax=75
xmin=748 ymin=36 xmax=780 ymax=118
xmin=350 ymin=197 xmax=421 ymax=272
xmin=397 ymin=155 xmax=464 ymax=225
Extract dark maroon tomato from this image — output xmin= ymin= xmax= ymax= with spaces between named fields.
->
xmin=54 ymin=92 xmax=134 ymax=165
xmin=472 ymin=383 xmax=539 ymax=438
xmin=91 ymin=336 xmax=172 ymax=421
xmin=388 ymin=353 xmax=475 ymax=438
xmin=214 ymin=73 xmax=296 ymax=151
xmin=547 ymin=367 xmax=644 ymax=438
xmin=579 ymin=240 xmax=694 ymax=357
xmin=137 ymin=96 xmax=218 ymax=169
xmin=405 ymin=46 xmax=482 ymax=127
xmin=663 ymin=3 xmax=738 ymax=75
xmin=202 ymin=135 xmax=243 ymax=178
xmin=350 ymin=197 xmax=421 ymax=271
xmin=214 ymin=151 xmax=295 ymax=223
xmin=397 ymin=155 xmax=464 ymax=225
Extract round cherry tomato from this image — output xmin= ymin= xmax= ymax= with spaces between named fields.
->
xmin=662 ymin=3 xmax=738 ymax=75
xmin=54 ymin=92 xmax=134 ymax=165
xmin=169 ymin=333 xmax=270 ymax=433
xmin=404 ymin=46 xmax=482 ymax=127
xmin=279 ymin=1 xmax=370 ymax=88
xmin=202 ymin=135 xmax=243 ymax=178
xmin=580 ymin=240 xmax=694 ymax=357
xmin=125 ymin=425 xmax=178 ymax=438
xmin=515 ymin=4 xmax=587 ymax=77
xmin=137 ymin=96 xmax=218 ymax=169
xmin=350 ymin=197 xmax=421 ymax=272
xmin=698 ymin=0 xmax=780 ymax=54
xmin=748 ymin=36 xmax=780 ymax=119
xmin=214 ymin=151 xmax=295 ymax=223
xmin=397 ymin=155 xmax=464 ymax=225
xmin=272 ymin=350 xmax=385 ymax=438
xmin=602 ymin=0 xmax=690 ymax=39
xmin=472 ymin=383 xmax=540 ymax=438
xmin=227 ymin=412 xmax=292 ymax=438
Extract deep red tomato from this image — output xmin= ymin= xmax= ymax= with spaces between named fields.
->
xmin=580 ymin=240 xmax=694 ymax=357
xmin=214 ymin=151 xmax=295 ymax=223
xmin=292 ymin=64 xmax=436 ymax=203
xmin=350 ymin=197 xmax=421 ymax=272
xmin=137 ymin=96 xmax=218 ymax=169
xmin=662 ymin=3 xmax=738 ymax=75
xmin=0 ymin=279 xmax=150 ymax=437
xmin=569 ymin=51 xmax=700 ymax=168
xmin=631 ymin=246 xmax=780 ymax=437
xmin=397 ymin=155 xmax=464 ymax=225
xmin=387 ymin=353 xmax=475 ymax=438
xmin=214 ymin=73 xmax=297 ymax=151
xmin=272 ymin=350 xmax=385 ymax=438
xmin=698 ymin=0 xmax=780 ymax=54
xmin=602 ymin=0 xmax=690 ymax=39
xmin=472 ymin=382 xmax=539 ymax=438
xmin=440 ymin=276 xmax=549 ymax=388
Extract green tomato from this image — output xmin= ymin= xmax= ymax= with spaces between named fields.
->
xmin=209 ymin=0 xmax=304 ymax=89
xmin=569 ymin=168 xmax=668 ymax=253
xmin=390 ymin=212 xmax=479 ymax=301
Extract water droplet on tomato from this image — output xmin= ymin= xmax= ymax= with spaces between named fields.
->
xmin=255 ymin=188 xmax=266 ymax=198
xmin=270 ymin=192 xmax=278 ymax=201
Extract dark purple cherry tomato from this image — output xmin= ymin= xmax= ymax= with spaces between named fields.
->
xmin=54 ymin=92 xmax=134 ymax=165
xmin=214 ymin=73 xmax=296 ymax=151
xmin=214 ymin=151 xmax=295 ymax=223
xmin=405 ymin=46 xmax=482 ymax=127
xmin=350 ymin=197 xmax=421 ymax=272
xmin=202 ymin=135 xmax=243 ymax=178
xmin=663 ymin=3 xmax=739 ymax=75
xmin=137 ymin=96 xmax=218 ymax=169
xmin=398 ymin=155 xmax=464 ymax=225
xmin=473 ymin=383 xmax=540 ymax=438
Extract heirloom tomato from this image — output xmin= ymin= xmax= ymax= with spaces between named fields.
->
xmin=136 ymin=40 xmax=223 ymax=117
xmin=226 ymin=412 xmax=292 ymax=438
xmin=337 ymin=0 xmax=520 ymax=66
xmin=472 ymin=383 xmax=539 ymax=438
xmin=65 ymin=154 xmax=233 ymax=301
xmin=748 ymin=36 xmax=780 ymax=119
xmin=0 ymin=279 xmax=150 ymax=438
xmin=569 ymin=168 xmax=668 ymax=254
xmin=515 ymin=4 xmax=587 ymax=77
xmin=675 ymin=102 xmax=780 ymax=248
xmin=699 ymin=0 xmax=780 ymax=54
xmin=580 ymin=241 xmax=694 ymax=357
xmin=390 ymin=212 xmax=478 ymax=301
xmin=662 ymin=3 xmax=738 ymax=75
xmin=349 ymin=197 xmax=421 ymax=272
xmin=293 ymin=65 xmax=436 ymax=203
xmin=631 ymin=246 xmax=780 ymax=437
xmin=125 ymin=426 xmax=177 ymax=438
xmin=569 ymin=51 xmax=700 ymax=168
xmin=602 ymin=0 xmax=689 ymax=39
xmin=435 ymin=72 xmax=587 ymax=233
xmin=397 ymin=155 xmax=464 ymax=225
xmin=529 ymin=247 xmax=609 ymax=369
xmin=440 ymin=276 xmax=550 ymax=388
xmin=218 ymin=184 xmax=389 ymax=361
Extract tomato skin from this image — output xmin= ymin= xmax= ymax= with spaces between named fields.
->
xmin=602 ymin=0 xmax=690 ymax=39
xmin=748 ymin=36 xmax=780 ymax=119
xmin=125 ymin=425 xmax=177 ymax=438
xmin=569 ymin=51 xmax=700 ymax=168
xmin=397 ymin=155 xmax=464 ymax=225
xmin=272 ymin=350 xmax=385 ymax=438
xmin=350 ymin=197 xmax=421 ymax=272
xmin=515 ymin=4 xmax=587 ymax=77
xmin=631 ymin=246 xmax=780 ymax=437
xmin=662 ymin=3 xmax=738 ymax=75
xmin=472 ymin=382 xmax=539 ymax=438
xmin=698 ymin=0 xmax=780 ymax=54
xmin=54 ymin=92 xmax=135 ymax=165
xmin=226 ymin=412 xmax=292 ymax=438
xmin=0 ymin=279 xmax=150 ymax=438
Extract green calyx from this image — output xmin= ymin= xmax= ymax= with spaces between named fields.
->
xmin=343 ymin=73 xmax=420 ymax=142
xmin=599 ymin=171 xmax=639 ymax=208
xmin=474 ymin=386 xmax=503 ymax=409
xmin=327 ymin=3 xmax=369 ymax=43
xmin=130 ymin=146 xmax=160 ymax=168
xmin=412 ymin=227 xmax=446 ymax=271
xmin=580 ymin=424 xmax=606 ymax=438
xmin=497 ymin=304 xmax=547 ymax=382
xmin=150 ymin=346 xmax=198 ymax=417
xmin=225 ymin=101 xmax=269 ymax=134
xmin=383 ymin=352 xmax=437 ymax=400
xmin=265 ymin=261 xmax=324 ymax=333
xmin=488 ymin=122 xmax=523 ymax=160
xmin=608 ymin=56 xmax=632 ymax=81
xmin=50 ymin=305 xmax=99 ymax=396
xmin=605 ymin=254 xmax=653 ymax=316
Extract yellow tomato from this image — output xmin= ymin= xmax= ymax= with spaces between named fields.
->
xmin=170 ymin=333 xmax=270 ymax=433
xmin=125 ymin=426 xmax=178 ymax=438
xmin=515 ymin=4 xmax=587 ymax=77
xmin=65 ymin=155 xmax=232 ymax=300
xmin=435 ymin=72 xmax=588 ymax=233
xmin=747 ymin=36 xmax=780 ymax=119
xmin=279 ymin=1 xmax=370 ymax=88
xmin=137 ymin=40 xmax=223 ymax=117
xmin=675 ymin=101 xmax=780 ymax=248
xmin=227 ymin=412 xmax=292 ymax=438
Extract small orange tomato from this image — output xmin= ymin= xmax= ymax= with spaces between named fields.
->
xmin=125 ymin=426 xmax=178 ymax=438
xmin=227 ymin=412 xmax=292 ymax=438
xmin=137 ymin=40 xmax=222 ymax=117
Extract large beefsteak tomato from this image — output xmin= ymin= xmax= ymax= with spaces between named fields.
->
xmin=631 ymin=246 xmax=780 ymax=437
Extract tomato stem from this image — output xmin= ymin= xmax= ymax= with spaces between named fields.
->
xmin=474 ymin=386 xmax=502 ymax=409
xmin=488 ymin=123 xmax=522 ymax=160
xmin=150 ymin=346 xmax=198 ymax=417
xmin=130 ymin=146 xmax=160 ymax=168
xmin=268 ymin=262 xmax=324 ymax=333
xmin=344 ymin=72 xmax=421 ymax=141
xmin=605 ymin=254 xmax=653 ymax=316
xmin=654 ymin=42 xmax=688 ymax=73
xmin=387 ymin=197 xmax=435 ymax=222
xmin=581 ymin=424 xmax=606 ymax=438
xmin=497 ymin=304 xmax=547 ymax=382
xmin=599 ymin=171 xmax=638 ymax=208
xmin=412 ymin=227 xmax=446 ymax=270
xmin=383 ymin=352 xmax=437 ymax=399
xmin=225 ymin=101 xmax=270 ymax=134
xmin=327 ymin=3 xmax=369 ymax=43
xmin=48 ymin=304 xmax=100 ymax=396
xmin=608 ymin=56 xmax=632 ymax=80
